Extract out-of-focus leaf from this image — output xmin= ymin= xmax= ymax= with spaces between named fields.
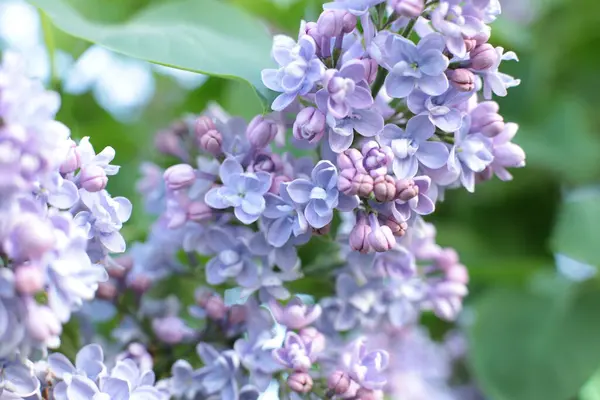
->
xmin=468 ymin=277 xmax=600 ymax=400
xmin=582 ymin=368 xmax=600 ymax=400
xmin=30 ymin=0 xmax=275 ymax=106
xmin=231 ymin=0 xmax=324 ymax=34
xmin=551 ymin=186 xmax=600 ymax=266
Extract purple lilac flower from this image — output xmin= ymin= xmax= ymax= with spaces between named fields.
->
xmin=431 ymin=2 xmax=486 ymax=57
xmin=269 ymin=296 xmax=322 ymax=330
xmin=323 ymin=0 xmax=385 ymax=16
xmin=48 ymin=344 xmax=106 ymax=382
xmin=318 ymin=273 xmax=375 ymax=331
xmin=390 ymin=176 xmax=436 ymax=221
xmin=262 ymin=183 xmax=310 ymax=248
xmin=342 ymin=337 xmax=389 ymax=390
xmin=475 ymin=47 xmax=520 ymax=99
xmin=379 ymin=115 xmax=449 ymax=179
xmin=262 ymin=35 xmax=325 ymax=111
xmin=272 ymin=331 xmax=314 ymax=372
xmin=286 ymin=161 xmax=359 ymax=229
xmin=136 ymin=162 xmax=166 ymax=215
xmin=486 ymin=122 xmax=525 ymax=181
xmin=0 ymin=358 xmax=40 ymax=398
xmin=407 ymin=88 xmax=473 ymax=132
xmin=204 ymin=157 xmax=272 ymax=224
xmin=325 ymin=108 xmax=384 ymax=153
xmin=448 ymin=116 xmax=494 ymax=192
xmin=75 ymin=136 xmax=120 ymax=177
xmin=316 ymin=60 xmax=374 ymax=120
xmin=383 ymin=33 xmax=450 ymax=98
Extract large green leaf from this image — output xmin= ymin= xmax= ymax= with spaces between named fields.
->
xmin=551 ymin=187 xmax=600 ymax=266
xmin=468 ymin=278 xmax=600 ymax=400
xmin=31 ymin=0 xmax=275 ymax=106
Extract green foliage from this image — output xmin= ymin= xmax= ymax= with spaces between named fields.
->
xmin=468 ymin=274 xmax=600 ymax=400
xmin=32 ymin=0 xmax=275 ymax=105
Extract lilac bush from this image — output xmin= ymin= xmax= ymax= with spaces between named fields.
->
xmin=0 ymin=0 xmax=525 ymax=398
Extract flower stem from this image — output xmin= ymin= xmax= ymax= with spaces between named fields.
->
xmin=402 ymin=18 xmax=417 ymax=37
xmin=371 ymin=66 xmax=387 ymax=97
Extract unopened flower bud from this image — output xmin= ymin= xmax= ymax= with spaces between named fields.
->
xmin=361 ymin=58 xmax=379 ymax=84
xmin=328 ymin=371 xmax=352 ymax=395
xmin=473 ymin=28 xmax=491 ymax=46
xmin=356 ymin=388 xmax=378 ymax=400
xmin=60 ymin=139 xmax=80 ymax=174
xmin=164 ymin=164 xmax=195 ymax=191
xmin=27 ymin=305 xmax=61 ymax=342
xmin=342 ymin=12 xmax=357 ymax=33
xmin=14 ymin=264 xmax=44 ymax=295
xmin=395 ymin=179 xmax=418 ymax=201
xmin=436 ymin=248 xmax=459 ymax=270
xmin=447 ymin=69 xmax=475 ymax=92
xmin=446 ymin=263 xmax=469 ymax=284
xmin=469 ymin=44 xmax=498 ymax=71
xmin=337 ymin=148 xmax=364 ymax=171
xmin=299 ymin=327 xmax=325 ymax=354
xmin=195 ymin=116 xmax=216 ymax=139
xmin=380 ymin=215 xmax=408 ymax=237
xmin=270 ymin=175 xmax=291 ymax=194
xmin=301 ymin=22 xmax=324 ymax=54
xmin=293 ymin=107 xmax=326 ymax=143
xmin=373 ymin=175 xmax=396 ymax=202
xmin=470 ymin=101 xmax=504 ymax=137
xmin=199 ymin=129 xmax=223 ymax=156
xmin=464 ymin=38 xmax=477 ymax=52
xmin=350 ymin=212 xmax=372 ymax=253
xmin=187 ymin=201 xmax=212 ymax=222
xmin=155 ymin=130 xmax=186 ymax=159
xmin=393 ymin=0 xmax=424 ymax=18
xmin=5 ymin=215 xmax=55 ymax=261
xmin=96 ymin=282 xmax=118 ymax=301
xmin=228 ymin=304 xmax=247 ymax=326
xmin=368 ymin=214 xmax=396 ymax=252
xmin=339 ymin=169 xmax=373 ymax=197
xmin=129 ymin=275 xmax=152 ymax=294
xmin=247 ymin=116 xmax=278 ymax=148
xmin=317 ymin=9 xmax=346 ymax=37
xmin=288 ymin=372 xmax=313 ymax=393
xmin=80 ymin=165 xmax=108 ymax=192
xmin=205 ymin=295 xmax=227 ymax=320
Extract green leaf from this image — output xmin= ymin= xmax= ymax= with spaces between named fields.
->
xmin=582 ymin=368 xmax=600 ymax=400
xmin=468 ymin=278 xmax=600 ymax=400
xmin=30 ymin=0 xmax=275 ymax=106
xmin=551 ymin=187 xmax=600 ymax=266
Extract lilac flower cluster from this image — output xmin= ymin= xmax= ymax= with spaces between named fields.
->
xmin=0 ymin=52 xmax=131 ymax=398
xmin=112 ymin=1 xmax=524 ymax=397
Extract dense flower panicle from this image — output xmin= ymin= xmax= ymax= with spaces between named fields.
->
xmin=0 ymin=1 xmax=523 ymax=399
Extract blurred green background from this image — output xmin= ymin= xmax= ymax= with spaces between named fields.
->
xmin=4 ymin=0 xmax=600 ymax=398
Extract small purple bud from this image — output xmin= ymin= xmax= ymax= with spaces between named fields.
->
xmin=129 ymin=275 xmax=152 ymax=294
xmin=446 ymin=263 xmax=469 ymax=284
xmin=469 ymin=44 xmax=498 ymax=71
xmin=205 ymin=295 xmax=227 ymax=320
xmin=356 ymin=388 xmax=378 ymax=400
xmin=474 ymin=29 xmax=491 ymax=46
xmin=362 ymin=142 xmax=393 ymax=178
xmin=249 ymin=152 xmax=283 ymax=174
xmin=246 ymin=116 xmax=278 ymax=148
xmin=199 ymin=129 xmax=223 ymax=156
xmin=447 ymin=69 xmax=476 ymax=92
xmin=228 ymin=304 xmax=247 ymax=326
xmin=14 ymin=264 xmax=44 ymax=295
xmin=328 ymin=371 xmax=352 ymax=395
xmin=379 ymin=215 xmax=408 ymax=237
xmin=293 ymin=107 xmax=326 ymax=143
xmin=337 ymin=148 xmax=364 ymax=171
xmin=187 ymin=201 xmax=212 ymax=222
xmin=373 ymin=175 xmax=396 ymax=202
xmin=349 ymin=211 xmax=372 ymax=253
xmin=470 ymin=101 xmax=505 ymax=137
xmin=270 ymin=175 xmax=291 ymax=194
xmin=342 ymin=12 xmax=357 ymax=33
xmin=79 ymin=165 xmax=108 ymax=192
xmin=361 ymin=58 xmax=379 ymax=85
xmin=152 ymin=316 xmax=190 ymax=344
xmin=464 ymin=38 xmax=477 ymax=52
xmin=5 ymin=215 xmax=55 ymax=261
xmin=317 ymin=9 xmax=345 ymax=37
xmin=299 ymin=327 xmax=325 ymax=354
xmin=112 ymin=255 xmax=133 ymax=277
xmin=436 ymin=248 xmax=460 ymax=270
xmin=339 ymin=169 xmax=374 ymax=197
xmin=302 ymin=22 xmax=324 ymax=54
xmin=155 ymin=130 xmax=186 ymax=160
xmin=288 ymin=372 xmax=313 ymax=394
xmin=195 ymin=116 xmax=216 ymax=139
xmin=368 ymin=214 xmax=396 ymax=252
xmin=164 ymin=164 xmax=195 ymax=191
xmin=96 ymin=282 xmax=118 ymax=301
xmin=27 ymin=305 xmax=61 ymax=342
xmin=60 ymin=139 xmax=80 ymax=174
xmin=395 ymin=179 xmax=418 ymax=201
xmin=393 ymin=0 xmax=424 ymax=18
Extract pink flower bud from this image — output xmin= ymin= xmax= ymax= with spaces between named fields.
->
xmin=446 ymin=263 xmax=469 ymax=284
xmin=302 ymin=22 xmax=324 ymax=54
xmin=187 ymin=201 xmax=212 ymax=222
xmin=373 ymin=175 xmax=396 ymax=202
xmin=155 ymin=130 xmax=186 ymax=159
xmin=199 ymin=130 xmax=223 ymax=156
xmin=447 ymin=69 xmax=476 ymax=92
xmin=270 ymin=175 xmax=291 ymax=194
xmin=436 ymin=248 xmax=459 ymax=270
xmin=361 ymin=58 xmax=379 ymax=84
xmin=317 ymin=9 xmax=345 ymax=37
xmin=14 ymin=264 xmax=44 ymax=295
xmin=337 ymin=148 xmax=363 ymax=171
xmin=299 ymin=327 xmax=325 ymax=354
xmin=247 ymin=116 xmax=278 ymax=148
xmin=80 ymin=165 xmax=108 ymax=192
xmin=27 ymin=305 xmax=61 ymax=342
xmin=380 ymin=215 xmax=408 ymax=237
xmin=228 ymin=304 xmax=247 ymax=326
xmin=328 ymin=371 xmax=352 ymax=395
xmin=288 ymin=372 xmax=313 ymax=393
xmin=469 ymin=44 xmax=498 ymax=71
xmin=350 ymin=212 xmax=372 ymax=253
xmin=356 ymin=388 xmax=378 ymax=400
xmin=96 ymin=282 xmax=118 ymax=301
xmin=60 ymin=139 xmax=80 ymax=174
xmin=393 ymin=0 xmax=424 ymax=18
xmin=395 ymin=179 xmax=418 ymax=201
xmin=5 ymin=215 xmax=55 ymax=261
xmin=164 ymin=164 xmax=195 ymax=191
xmin=129 ymin=275 xmax=152 ymax=294
xmin=205 ymin=295 xmax=227 ymax=320
xmin=464 ymin=38 xmax=477 ymax=52
xmin=470 ymin=101 xmax=504 ymax=137
xmin=473 ymin=28 xmax=491 ymax=46
xmin=293 ymin=107 xmax=326 ymax=143
xmin=195 ymin=116 xmax=216 ymax=139
xmin=368 ymin=214 xmax=396 ymax=252
xmin=342 ymin=12 xmax=357 ymax=33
